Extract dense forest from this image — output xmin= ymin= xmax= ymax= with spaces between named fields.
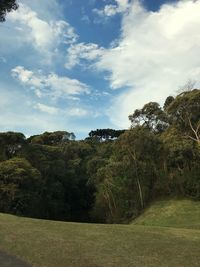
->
xmin=0 ymin=89 xmax=199 ymax=223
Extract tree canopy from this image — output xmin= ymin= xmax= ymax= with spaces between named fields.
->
xmin=0 ymin=0 xmax=18 ymax=22
xmin=166 ymin=89 xmax=200 ymax=145
xmin=88 ymin=129 xmax=125 ymax=141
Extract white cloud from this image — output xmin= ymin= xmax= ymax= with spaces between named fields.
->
xmin=93 ymin=0 xmax=130 ymax=17
xmin=12 ymin=67 xmax=34 ymax=83
xmin=0 ymin=112 xmax=65 ymax=135
xmin=8 ymin=3 xmax=77 ymax=56
xmin=93 ymin=5 xmax=118 ymax=17
xmin=34 ymin=102 xmax=90 ymax=118
xmin=65 ymin=43 xmax=104 ymax=69
xmin=11 ymin=66 xmax=90 ymax=99
xmin=81 ymin=14 xmax=90 ymax=24
xmin=47 ymin=73 xmax=90 ymax=98
xmin=116 ymin=0 xmax=130 ymax=8
xmin=0 ymin=86 xmax=93 ymax=138
xmin=95 ymin=0 xmax=200 ymax=127
xmin=0 ymin=83 xmax=97 ymax=140
xmin=34 ymin=103 xmax=59 ymax=115
xmin=20 ymin=0 xmax=62 ymax=21
xmin=67 ymin=108 xmax=90 ymax=117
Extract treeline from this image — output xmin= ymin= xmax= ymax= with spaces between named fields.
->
xmin=0 ymin=89 xmax=200 ymax=223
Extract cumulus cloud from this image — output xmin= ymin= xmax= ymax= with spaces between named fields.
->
xmin=93 ymin=0 xmax=130 ymax=18
xmin=8 ymin=3 xmax=77 ymax=56
xmin=65 ymin=43 xmax=105 ymax=69
xmin=95 ymin=0 xmax=200 ymax=127
xmin=11 ymin=66 xmax=90 ymax=100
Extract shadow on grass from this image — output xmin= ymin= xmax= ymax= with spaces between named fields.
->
xmin=0 ymin=250 xmax=31 ymax=267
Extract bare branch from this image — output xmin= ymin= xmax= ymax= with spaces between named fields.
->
xmin=196 ymin=122 xmax=200 ymax=134
xmin=187 ymin=135 xmax=198 ymax=142
xmin=187 ymin=115 xmax=199 ymax=141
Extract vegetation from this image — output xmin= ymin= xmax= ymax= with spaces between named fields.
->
xmin=88 ymin=128 xmax=125 ymax=141
xmin=0 ymin=199 xmax=200 ymax=267
xmin=0 ymin=89 xmax=200 ymax=223
xmin=133 ymin=199 xmax=200 ymax=229
xmin=0 ymin=0 xmax=18 ymax=22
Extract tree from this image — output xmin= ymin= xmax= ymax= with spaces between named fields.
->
xmin=163 ymin=96 xmax=175 ymax=111
xmin=92 ymin=161 xmax=125 ymax=223
xmin=24 ymin=144 xmax=71 ymax=220
xmin=117 ymin=127 xmax=161 ymax=207
xmin=28 ymin=131 xmax=75 ymax=145
xmin=0 ymin=132 xmax=26 ymax=160
xmin=167 ymin=89 xmax=200 ymax=146
xmin=0 ymin=157 xmax=42 ymax=216
xmin=160 ymin=126 xmax=200 ymax=198
xmin=0 ymin=0 xmax=18 ymax=22
xmin=177 ymin=79 xmax=196 ymax=94
xmin=92 ymin=127 xmax=162 ymax=223
xmin=129 ymin=102 xmax=168 ymax=133
xmin=88 ymin=129 xmax=125 ymax=141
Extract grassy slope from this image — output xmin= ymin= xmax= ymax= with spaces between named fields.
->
xmin=0 ymin=199 xmax=200 ymax=267
xmin=133 ymin=199 xmax=200 ymax=229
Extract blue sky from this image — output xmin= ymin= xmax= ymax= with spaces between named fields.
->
xmin=1 ymin=0 xmax=200 ymax=139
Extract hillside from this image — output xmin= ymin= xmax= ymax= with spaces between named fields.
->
xmin=133 ymin=199 xmax=200 ymax=229
xmin=0 ymin=199 xmax=200 ymax=267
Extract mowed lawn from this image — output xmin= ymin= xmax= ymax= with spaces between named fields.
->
xmin=0 ymin=200 xmax=200 ymax=267
xmin=133 ymin=199 xmax=200 ymax=229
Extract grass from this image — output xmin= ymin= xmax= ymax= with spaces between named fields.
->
xmin=0 ymin=199 xmax=200 ymax=267
xmin=133 ymin=198 xmax=200 ymax=229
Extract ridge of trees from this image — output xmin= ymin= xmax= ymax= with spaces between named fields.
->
xmin=88 ymin=129 xmax=126 ymax=141
xmin=0 ymin=89 xmax=199 ymax=223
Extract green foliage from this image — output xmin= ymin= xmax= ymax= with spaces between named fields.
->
xmin=0 ymin=132 xmax=26 ymax=160
xmin=88 ymin=128 xmax=125 ymax=141
xmin=163 ymin=95 xmax=175 ymax=110
xmin=0 ymin=157 xmax=42 ymax=216
xmin=28 ymin=131 xmax=75 ymax=145
xmin=167 ymin=89 xmax=200 ymax=145
xmin=129 ymin=102 xmax=168 ymax=133
xmin=159 ymin=126 xmax=200 ymax=198
xmin=92 ymin=127 xmax=162 ymax=223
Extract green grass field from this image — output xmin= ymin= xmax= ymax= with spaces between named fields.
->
xmin=0 ymin=199 xmax=200 ymax=267
xmin=133 ymin=198 xmax=200 ymax=229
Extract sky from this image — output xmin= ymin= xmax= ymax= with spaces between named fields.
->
xmin=1 ymin=0 xmax=200 ymax=139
